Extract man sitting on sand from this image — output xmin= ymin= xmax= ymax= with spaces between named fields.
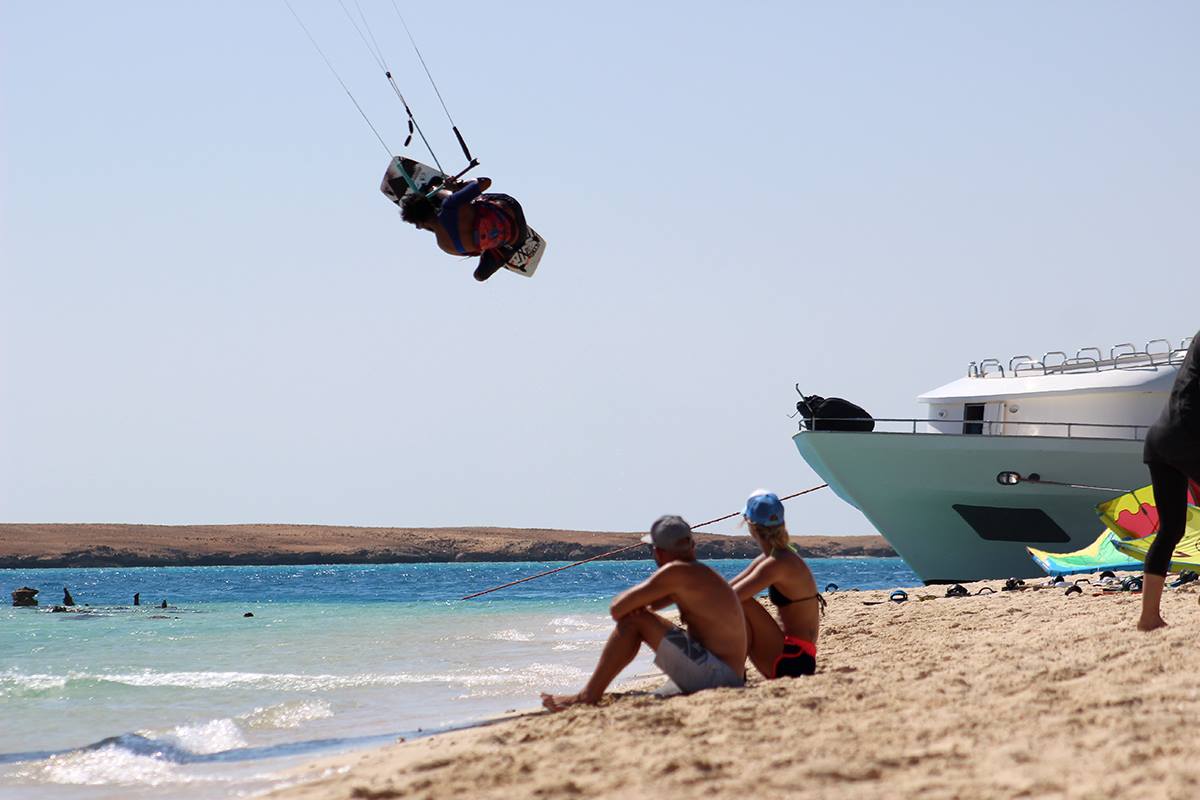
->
xmin=541 ymin=515 xmax=747 ymax=711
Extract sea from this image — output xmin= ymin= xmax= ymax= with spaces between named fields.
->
xmin=0 ymin=558 xmax=916 ymax=799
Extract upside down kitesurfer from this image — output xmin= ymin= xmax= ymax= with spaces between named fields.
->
xmin=1138 ymin=331 xmax=1200 ymax=632
xmin=399 ymin=177 xmax=529 ymax=282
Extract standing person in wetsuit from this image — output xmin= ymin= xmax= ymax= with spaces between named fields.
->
xmin=1138 ymin=332 xmax=1200 ymax=632
xmin=399 ymin=177 xmax=528 ymax=282
xmin=729 ymin=490 xmax=822 ymax=678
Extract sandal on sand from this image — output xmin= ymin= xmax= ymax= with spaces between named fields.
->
xmin=825 ymin=582 xmax=840 ymax=593
xmin=1064 ymin=584 xmax=1083 ymax=596
xmin=863 ymin=589 xmax=910 ymax=606
xmin=974 ymin=586 xmax=996 ymax=595
xmin=1002 ymin=578 xmax=1026 ymax=592
xmin=1170 ymin=570 xmax=1199 ymax=588
xmin=1102 ymin=576 xmax=1143 ymax=594
xmin=945 ymin=584 xmax=969 ymax=598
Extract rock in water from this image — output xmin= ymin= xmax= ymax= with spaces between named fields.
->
xmin=11 ymin=587 xmax=39 ymax=607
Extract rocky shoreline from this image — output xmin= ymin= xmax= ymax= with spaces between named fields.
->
xmin=0 ymin=524 xmax=893 ymax=568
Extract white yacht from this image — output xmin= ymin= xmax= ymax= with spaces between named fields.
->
xmin=794 ymin=338 xmax=1193 ymax=583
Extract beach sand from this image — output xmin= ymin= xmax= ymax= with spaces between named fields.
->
xmin=267 ymin=577 xmax=1200 ymax=800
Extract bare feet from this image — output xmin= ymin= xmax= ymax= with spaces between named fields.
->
xmin=1137 ymin=616 xmax=1168 ymax=632
xmin=542 ymin=690 xmax=597 ymax=710
xmin=540 ymin=692 xmax=584 ymax=712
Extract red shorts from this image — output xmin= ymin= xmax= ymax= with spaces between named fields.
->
xmin=771 ymin=636 xmax=817 ymax=678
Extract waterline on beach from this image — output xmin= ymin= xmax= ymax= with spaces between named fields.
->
xmin=0 ymin=559 xmax=917 ymax=798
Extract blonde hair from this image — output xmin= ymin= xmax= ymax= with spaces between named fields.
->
xmin=748 ymin=521 xmax=791 ymax=553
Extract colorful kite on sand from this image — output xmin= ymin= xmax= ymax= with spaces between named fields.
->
xmin=1096 ymin=484 xmax=1200 ymax=573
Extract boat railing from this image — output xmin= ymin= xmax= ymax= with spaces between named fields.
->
xmin=967 ymin=336 xmax=1191 ymax=378
xmin=797 ymin=417 xmax=1149 ymax=440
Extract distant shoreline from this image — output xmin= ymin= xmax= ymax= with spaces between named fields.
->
xmin=0 ymin=524 xmax=894 ymax=569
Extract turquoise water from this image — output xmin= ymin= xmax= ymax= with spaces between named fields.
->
xmin=0 ymin=559 xmax=916 ymax=798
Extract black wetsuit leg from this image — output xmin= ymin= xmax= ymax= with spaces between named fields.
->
xmin=1143 ymin=461 xmax=1200 ymax=576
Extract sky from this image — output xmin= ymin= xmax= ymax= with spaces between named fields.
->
xmin=1 ymin=1 xmax=1196 ymax=536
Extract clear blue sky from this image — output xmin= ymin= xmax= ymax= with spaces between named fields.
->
xmin=1 ymin=1 xmax=1196 ymax=535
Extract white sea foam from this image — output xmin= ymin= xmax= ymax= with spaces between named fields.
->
xmin=159 ymin=717 xmax=246 ymax=755
xmin=455 ymin=662 xmax=589 ymax=698
xmin=488 ymin=628 xmax=535 ymax=641
xmin=3 ymin=667 xmax=587 ymax=694
xmin=241 ymin=699 xmax=334 ymax=730
xmin=549 ymin=615 xmax=610 ymax=633
xmin=0 ymin=671 xmax=69 ymax=696
xmin=11 ymin=744 xmax=218 ymax=788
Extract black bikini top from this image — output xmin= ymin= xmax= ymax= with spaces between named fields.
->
xmin=768 ymin=584 xmax=819 ymax=608
xmin=765 ymin=547 xmax=826 ymax=612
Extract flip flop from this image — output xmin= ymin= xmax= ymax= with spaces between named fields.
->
xmin=825 ymin=582 xmax=839 ymax=593
xmin=890 ymin=590 xmax=909 ymax=603
xmin=1065 ymin=584 xmax=1083 ymax=596
xmin=1170 ymin=570 xmax=1198 ymax=588
xmin=975 ymin=586 xmax=996 ymax=595
xmin=1002 ymin=578 xmax=1026 ymax=592
xmin=945 ymin=584 xmax=969 ymax=598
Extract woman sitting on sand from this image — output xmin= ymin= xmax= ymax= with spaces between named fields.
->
xmin=728 ymin=490 xmax=822 ymax=678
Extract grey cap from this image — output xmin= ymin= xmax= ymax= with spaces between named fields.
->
xmin=641 ymin=515 xmax=694 ymax=549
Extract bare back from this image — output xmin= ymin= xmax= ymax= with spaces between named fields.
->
xmin=657 ymin=560 xmax=748 ymax=672
xmin=770 ymin=550 xmax=821 ymax=644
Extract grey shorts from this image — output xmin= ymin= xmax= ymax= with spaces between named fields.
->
xmin=653 ymin=626 xmax=744 ymax=694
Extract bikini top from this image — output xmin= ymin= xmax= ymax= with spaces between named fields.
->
xmin=768 ymin=584 xmax=819 ymax=607
xmin=766 ymin=546 xmax=823 ymax=610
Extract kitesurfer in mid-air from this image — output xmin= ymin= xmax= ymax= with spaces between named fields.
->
xmin=399 ymin=177 xmax=528 ymax=282
xmin=1137 ymin=330 xmax=1200 ymax=632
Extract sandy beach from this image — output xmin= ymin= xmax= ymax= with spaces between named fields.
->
xmin=0 ymin=524 xmax=891 ymax=568
xmin=267 ymin=577 xmax=1200 ymax=800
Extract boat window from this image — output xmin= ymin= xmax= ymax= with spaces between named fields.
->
xmin=952 ymin=505 xmax=1071 ymax=543
xmin=963 ymin=403 xmax=985 ymax=435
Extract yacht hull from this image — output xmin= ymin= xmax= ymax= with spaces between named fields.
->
xmin=794 ymin=430 xmax=1149 ymax=582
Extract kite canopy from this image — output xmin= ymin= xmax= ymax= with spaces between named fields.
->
xmin=1027 ymin=531 xmax=1140 ymax=576
xmin=1096 ymin=484 xmax=1200 ymax=540
xmin=1096 ymin=486 xmax=1161 ymax=540
xmin=1093 ymin=484 xmax=1200 ymax=572
xmin=1111 ymin=525 xmax=1200 ymax=573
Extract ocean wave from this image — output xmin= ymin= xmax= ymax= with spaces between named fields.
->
xmin=241 ymin=699 xmax=334 ymax=730
xmin=487 ymin=628 xmax=535 ymax=641
xmin=549 ymin=615 xmax=611 ymax=633
xmin=0 ymin=665 xmax=590 ymax=698
xmin=6 ymin=736 xmax=230 ymax=787
xmin=159 ymin=717 xmax=247 ymax=755
xmin=454 ymin=662 xmax=589 ymax=698
xmin=0 ymin=671 xmax=68 ymax=697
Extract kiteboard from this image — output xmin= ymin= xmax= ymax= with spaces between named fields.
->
xmin=381 ymin=157 xmax=546 ymax=278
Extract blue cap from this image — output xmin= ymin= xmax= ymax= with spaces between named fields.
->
xmin=744 ymin=490 xmax=784 ymax=527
